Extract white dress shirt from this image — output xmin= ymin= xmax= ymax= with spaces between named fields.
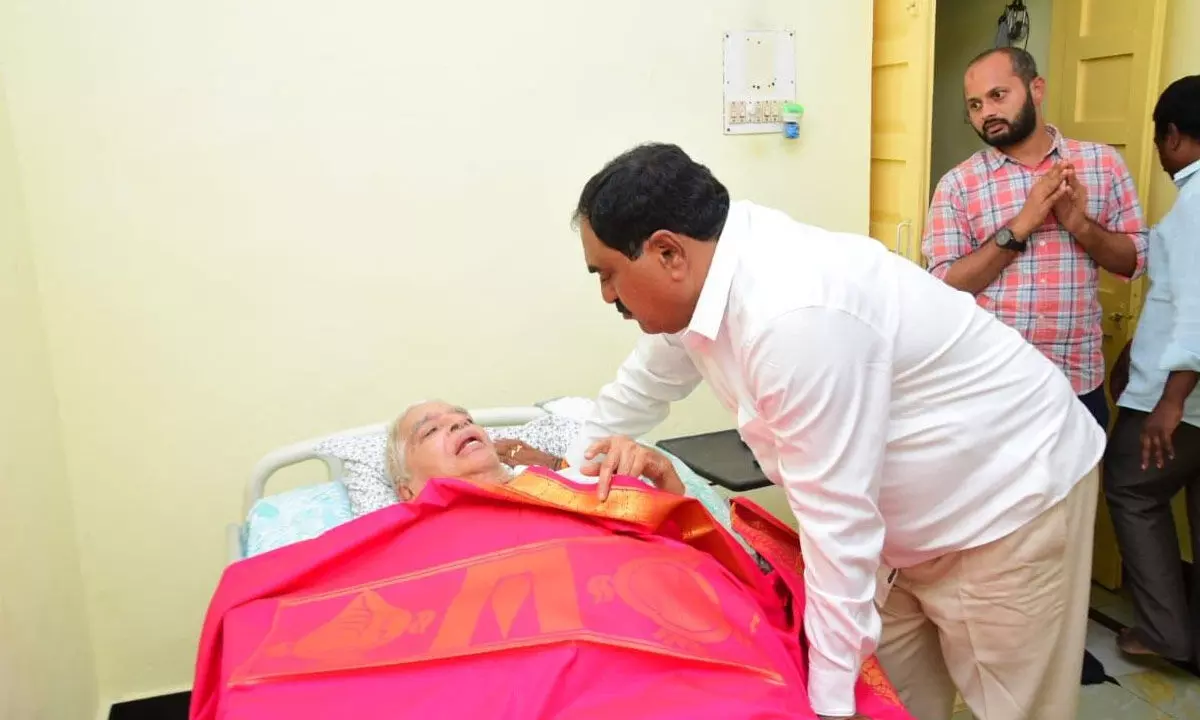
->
xmin=565 ymin=201 xmax=1105 ymax=717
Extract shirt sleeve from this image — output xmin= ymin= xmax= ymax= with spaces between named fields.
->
xmin=1161 ymin=199 xmax=1200 ymax=373
xmin=1102 ymin=149 xmax=1150 ymax=280
xmin=743 ymin=308 xmax=890 ymax=717
xmin=563 ymin=333 xmax=704 ymax=467
xmin=922 ymin=173 xmax=973 ymax=281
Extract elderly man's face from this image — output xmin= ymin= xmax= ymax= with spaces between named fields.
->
xmin=396 ymin=401 xmax=504 ymax=495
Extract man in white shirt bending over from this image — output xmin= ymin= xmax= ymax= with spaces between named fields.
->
xmin=564 ymin=143 xmax=1104 ymax=720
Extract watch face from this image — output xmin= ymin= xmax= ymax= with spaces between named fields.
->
xmin=997 ymin=229 xmax=1016 ymax=248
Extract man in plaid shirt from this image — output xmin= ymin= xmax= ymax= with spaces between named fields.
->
xmin=922 ymin=47 xmax=1149 ymax=428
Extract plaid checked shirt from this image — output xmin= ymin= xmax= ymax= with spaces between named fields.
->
xmin=922 ymin=126 xmax=1149 ymax=394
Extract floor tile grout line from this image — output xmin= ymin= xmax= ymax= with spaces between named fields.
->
xmin=1139 ymin=693 xmax=1183 ymax=720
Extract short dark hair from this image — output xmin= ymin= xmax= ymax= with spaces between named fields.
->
xmin=967 ymin=47 xmax=1039 ymax=86
xmin=573 ymin=143 xmax=730 ymax=259
xmin=1153 ymin=75 xmax=1200 ymax=142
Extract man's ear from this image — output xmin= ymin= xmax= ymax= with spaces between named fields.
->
xmin=1166 ymin=122 xmax=1184 ymax=150
xmin=1030 ymin=76 xmax=1047 ymax=107
xmin=646 ymin=230 xmax=686 ymax=269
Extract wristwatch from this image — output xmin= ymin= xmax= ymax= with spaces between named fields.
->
xmin=994 ymin=227 xmax=1028 ymax=253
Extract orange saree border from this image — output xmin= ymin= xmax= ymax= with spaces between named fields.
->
xmin=729 ymin=497 xmax=806 ymax=577
xmin=464 ymin=468 xmax=761 ymax=586
xmin=730 ymin=497 xmax=905 ymax=710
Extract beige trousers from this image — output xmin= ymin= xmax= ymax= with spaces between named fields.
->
xmin=877 ymin=466 xmax=1099 ymax=720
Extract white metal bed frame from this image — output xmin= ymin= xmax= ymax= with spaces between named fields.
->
xmin=226 ymin=405 xmax=550 ymax=564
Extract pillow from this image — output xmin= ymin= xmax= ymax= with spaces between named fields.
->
xmin=504 ymin=414 xmax=584 ymax=460
xmin=537 ymin=396 xmax=596 ymax=423
xmin=243 ymin=481 xmax=354 ymax=557
xmin=312 ymin=432 xmax=394 ymax=517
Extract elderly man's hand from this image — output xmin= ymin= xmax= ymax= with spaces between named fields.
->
xmin=582 ymin=436 xmax=685 ymax=501
xmin=493 ymin=439 xmax=563 ymax=471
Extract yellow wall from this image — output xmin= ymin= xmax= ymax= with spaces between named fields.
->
xmin=929 ymin=0 xmax=1054 ymax=194
xmin=1147 ymin=0 xmax=1200 ymax=224
xmin=0 ymin=0 xmax=872 ymax=707
xmin=0 ymin=78 xmax=97 ymax=719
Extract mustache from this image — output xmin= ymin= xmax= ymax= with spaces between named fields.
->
xmin=614 ymin=299 xmax=632 ymax=318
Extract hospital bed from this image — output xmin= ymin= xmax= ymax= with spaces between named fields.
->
xmin=197 ymin=408 xmax=910 ymax=720
xmin=226 ymin=405 xmax=549 ymax=564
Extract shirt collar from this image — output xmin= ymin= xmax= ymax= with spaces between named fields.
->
xmin=985 ymin=124 xmax=1065 ymax=171
xmin=685 ymin=201 xmax=748 ymax=341
xmin=1173 ymin=158 xmax=1200 ymax=188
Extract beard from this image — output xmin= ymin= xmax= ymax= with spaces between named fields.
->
xmin=975 ymin=91 xmax=1038 ymax=149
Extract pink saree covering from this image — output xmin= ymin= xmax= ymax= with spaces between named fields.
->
xmin=191 ymin=468 xmax=912 ymax=719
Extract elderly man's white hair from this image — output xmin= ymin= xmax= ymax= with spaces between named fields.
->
xmin=384 ymin=399 xmax=433 ymax=491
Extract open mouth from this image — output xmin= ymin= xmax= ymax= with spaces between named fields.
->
xmin=985 ymin=122 xmax=1008 ymax=133
xmin=454 ymin=431 xmax=487 ymax=456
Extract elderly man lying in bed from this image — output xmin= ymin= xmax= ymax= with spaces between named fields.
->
xmin=384 ymin=402 xmax=749 ymax=546
xmin=385 ymin=400 xmax=687 ymax=501
xmin=190 ymin=400 xmax=913 ymax=720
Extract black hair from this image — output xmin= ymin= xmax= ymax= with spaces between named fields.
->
xmin=573 ymin=143 xmax=730 ymax=259
xmin=967 ymin=46 xmax=1039 ymax=86
xmin=1154 ymin=75 xmax=1200 ymax=142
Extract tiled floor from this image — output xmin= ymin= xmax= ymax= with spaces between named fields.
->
xmin=951 ymin=584 xmax=1200 ymax=719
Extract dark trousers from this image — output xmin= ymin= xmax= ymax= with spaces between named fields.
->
xmin=1103 ymin=409 xmax=1200 ymax=661
xmin=1078 ymin=386 xmax=1111 ymax=430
